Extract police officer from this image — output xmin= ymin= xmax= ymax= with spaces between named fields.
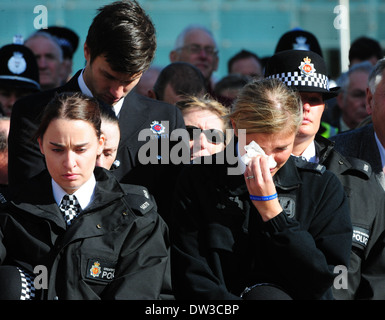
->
xmin=265 ymin=50 xmax=384 ymax=299
xmin=0 ymin=37 xmax=40 ymax=116
xmin=0 ymin=92 xmax=172 ymax=300
xmin=170 ymin=79 xmax=352 ymax=300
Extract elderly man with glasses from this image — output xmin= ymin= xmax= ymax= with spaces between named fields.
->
xmin=169 ymin=24 xmax=219 ymax=95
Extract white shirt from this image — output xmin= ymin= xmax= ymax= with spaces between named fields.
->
xmin=52 ymin=174 xmax=96 ymax=210
xmin=77 ymin=69 xmax=124 ymax=117
xmin=296 ymin=140 xmax=319 ymax=163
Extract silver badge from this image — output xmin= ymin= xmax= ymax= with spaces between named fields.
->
xmin=8 ymin=51 xmax=27 ymax=75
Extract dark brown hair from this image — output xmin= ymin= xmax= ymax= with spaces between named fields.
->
xmin=35 ymin=92 xmax=102 ymax=141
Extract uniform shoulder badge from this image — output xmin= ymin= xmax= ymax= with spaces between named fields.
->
xmin=90 ymin=261 xmax=101 ymax=278
xmin=298 ymin=56 xmax=316 ymax=76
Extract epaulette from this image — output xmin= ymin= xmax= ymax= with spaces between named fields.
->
xmin=120 ymin=184 xmax=155 ymax=215
xmin=344 ymin=156 xmax=372 ymax=178
xmin=293 ymin=156 xmax=326 ymax=174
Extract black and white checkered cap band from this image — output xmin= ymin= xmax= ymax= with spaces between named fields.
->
xmin=266 ymin=71 xmax=330 ymax=90
xmin=17 ymin=267 xmax=36 ymax=300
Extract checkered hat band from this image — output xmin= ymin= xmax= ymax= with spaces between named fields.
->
xmin=267 ymin=71 xmax=329 ymax=90
xmin=17 ymin=267 xmax=36 ymax=300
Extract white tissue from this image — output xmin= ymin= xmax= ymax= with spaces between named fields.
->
xmin=241 ymin=141 xmax=277 ymax=169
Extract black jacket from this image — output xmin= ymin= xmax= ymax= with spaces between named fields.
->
xmin=329 ymin=126 xmax=385 ymax=299
xmin=170 ymin=150 xmax=352 ymax=300
xmin=8 ymin=70 xmax=185 ymax=199
xmin=0 ymin=167 xmax=173 ymax=300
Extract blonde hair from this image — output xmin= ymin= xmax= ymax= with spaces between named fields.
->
xmin=176 ymin=94 xmax=230 ymax=131
xmin=229 ymin=78 xmax=303 ymax=135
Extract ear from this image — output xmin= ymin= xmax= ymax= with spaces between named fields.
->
xmin=366 ymin=87 xmax=374 ymax=115
xmin=84 ymin=42 xmax=91 ymax=63
xmin=147 ymin=89 xmax=156 ymax=99
xmin=97 ymin=134 xmax=105 ymax=156
xmin=336 ymin=92 xmax=344 ymax=110
xmin=212 ymin=54 xmax=219 ymax=72
xmin=230 ymin=119 xmax=238 ymax=137
xmin=38 ymin=137 xmax=45 ymax=155
xmin=169 ymin=50 xmax=179 ymax=63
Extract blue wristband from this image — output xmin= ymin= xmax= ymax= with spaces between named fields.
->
xmin=249 ymin=193 xmax=278 ymax=201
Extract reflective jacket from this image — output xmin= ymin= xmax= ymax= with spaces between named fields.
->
xmin=0 ymin=167 xmax=173 ymax=300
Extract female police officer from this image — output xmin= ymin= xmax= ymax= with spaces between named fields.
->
xmin=0 ymin=92 xmax=172 ymax=300
xmin=170 ymin=78 xmax=352 ymax=300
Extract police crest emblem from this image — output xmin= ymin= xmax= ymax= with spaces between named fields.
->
xmin=298 ymin=56 xmax=316 ymax=76
xmin=90 ymin=261 xmax=101 ymax=278
xmin=8 ymin=51 xmax=27 ymax=75
xmin=150 ymin=121 xmax=165 ymax=135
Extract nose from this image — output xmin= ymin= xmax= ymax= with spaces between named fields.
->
xmin=303 ymin=102 xmax=311 ymax=112
xmin=109 ymin=83 xmax=126 ymax=100
xmin=37 ymin=56 xmax=47 ymax=69
xmin=199 ymin=132 xmax=209 ymax=149
xmin=63 ymin=151 xmax=77 ymax=169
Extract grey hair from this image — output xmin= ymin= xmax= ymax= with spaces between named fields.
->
xmin=368 ymin=58 xmax=385 ymax=93
xmin=339 ymin=61 xmax=374 ymax=92
xmin=173 ymin=24 xmax=217 ymax=50
xmin=25 ymin=31 xmax=63 ymax=62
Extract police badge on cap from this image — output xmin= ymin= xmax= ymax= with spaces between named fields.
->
xmin=0 ymin=38 xmax=40 ymax=91
xmin=264 ymin=50 xmax=339 ymax=100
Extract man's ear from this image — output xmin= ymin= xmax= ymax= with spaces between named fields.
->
xmin=147 ymin=89 xmax=156 ymax=99
xmin=84 ymin=42 xmax=91 ymax=63
xmin=169 ymin=50 xmax=179 ymax=63
xmin=366 ymin=87 xmax=374 ymax=115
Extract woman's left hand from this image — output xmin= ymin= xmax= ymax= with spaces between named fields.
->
xmin=244 ymin=155 xmax=282 ymax=222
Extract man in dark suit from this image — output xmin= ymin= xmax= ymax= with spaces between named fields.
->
xmin=8 ymin=1 xmax=185 ymax=198
xmin=331 ymin=58 xmax=385 ymax=300
xmin=331 ymin=58 xmax=385 ymax=191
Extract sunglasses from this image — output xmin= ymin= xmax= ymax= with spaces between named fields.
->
xmin=186 ymin=125 xmax=225 ymax=144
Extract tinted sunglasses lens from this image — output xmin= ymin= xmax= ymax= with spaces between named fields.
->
xmin=204 ymin=129 xmax=225 ymax=144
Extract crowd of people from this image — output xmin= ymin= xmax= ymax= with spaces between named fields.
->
xmin=0 ymin=0 xmax=384 ymax=300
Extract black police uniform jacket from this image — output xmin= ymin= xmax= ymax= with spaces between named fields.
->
xmin=314 ymin=133 xmax=385 ymax=300
xmin=8 ymin=70 xmax=185 ymax=198
xmin=327 ymin=126 xmax=385 ymax=299
xmin=170 ymin=149 xmax=352 ymax=300
xmin=0 ymin=167 xmax=173 ymax=300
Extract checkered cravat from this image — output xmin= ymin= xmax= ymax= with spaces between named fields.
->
xmin=60 ymin=194 xmax=81 ymax=226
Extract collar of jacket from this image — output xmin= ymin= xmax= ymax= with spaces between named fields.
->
xmin=9 ymin=167 xmax=126 ymax=225
xmin=315 ymin=134 xmax=335 ymax=164
xmin=315 ymin=134 xmax=372 ymax=179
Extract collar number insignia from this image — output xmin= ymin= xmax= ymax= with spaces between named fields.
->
xmin=299 ymin=56 xmax=316 ymax=76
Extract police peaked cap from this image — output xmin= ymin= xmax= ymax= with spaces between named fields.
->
xmin=275 ymin=29 xmax=323 ymax=57
xmin=265 ymin=50 xmax=340 ymax=100
xmin=0 ymin=43 xmax=40 ymax=91
xmin=46 ymin=26 xmax=79 ymax=59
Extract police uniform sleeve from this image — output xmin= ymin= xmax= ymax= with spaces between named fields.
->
xmin=101 ymin=185 xmax=173 ymax=300
xmin=261 ymin=170 xmax=352 ymax=299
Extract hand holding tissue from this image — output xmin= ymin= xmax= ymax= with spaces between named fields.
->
xmin=241 ymin=141 xmax=277 ymax=169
